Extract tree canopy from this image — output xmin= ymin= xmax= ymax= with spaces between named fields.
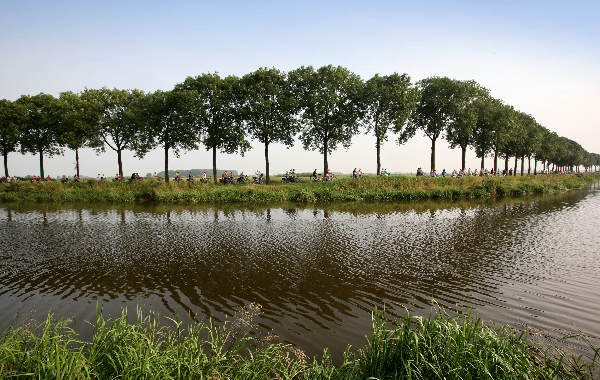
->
xmin=240 ymin=67 xmax=299 ymax=183
xmin=362 ymin=73 xmax=417 ymax=174
xmin=0 ymin=99 xmax=23 ymax=177
xmin=289 ymin=65 xmax=364 ymax=174
xmin=176 ymin=73 xmax=249 ymax=183
xmin=1 ymin=67 xmax=597 ymax=177
xmin=16 ymin=93 xmax=64 ymax=177
xmin=135 ymin=89 xmax=198 ymax=181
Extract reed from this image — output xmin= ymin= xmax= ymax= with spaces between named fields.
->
xmin=0 ymin=173 xmax=598 ymax=203
xmin=0 ymin=305 xmax=597 ymax=379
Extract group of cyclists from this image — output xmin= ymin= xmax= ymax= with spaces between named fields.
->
xmin=311 ymin=168 xmax=335 ymax=182
xmin=282 ymin=169 xmax=298 ymax=183
xmin=416 ymin=167 xmax=560 ymax=177
xmin=2 ymin=166 xmax=588 ymax=185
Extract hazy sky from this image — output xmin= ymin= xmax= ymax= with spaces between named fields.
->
xmin=1 ymin=0 xmax=599 ymax=176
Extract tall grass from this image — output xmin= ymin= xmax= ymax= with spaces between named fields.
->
xmin=0 ymin=173 xmax=598 ymax=203
xmin=0 ymin=305 xmax=597 ymax=379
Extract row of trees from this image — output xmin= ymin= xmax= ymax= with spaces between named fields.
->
xmin=1 ymin=66 xmax=599 ymax=183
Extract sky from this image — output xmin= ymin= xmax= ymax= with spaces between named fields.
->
xmin=1 ymin=0 xmax=599 ymax=176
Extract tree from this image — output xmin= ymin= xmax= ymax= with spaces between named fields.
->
xmin=289 ymin=65 xmax=364 ymax=174
xmin=240 ymin=67 xmax=299 ymax=184
xmin=176 ymin=73 xmax=249 ymax=183
xmin=445 ymin=80 xmax=489 ymax=170
xmin=488 ymin=103 xmax=512 ymax=173
xmin=17 ymin=93 xmax=64 ymax=178
xmin=513 ymin=112 xmax=537 ymax=175
xmin=410 ymin=77 xmax=460 ymax=171
xmin=87 ymin=88 xmax=145 ymax=176
xmin=362 ymin=73 xmax=417 ymax=174
xmin=0 ymin=99 xmax=22 ymax=177
xmin=135 ymin=90 xmax=198 ymax=182
xmin=522 ymin=121 xmax=543 ymax=174
xmin=471 ymin=97 xmax=498 ymax=170
xmin=58 ymin=91 xmax=103 ymax=177
xmin=535 ymin=128 xmax=556 ymax=172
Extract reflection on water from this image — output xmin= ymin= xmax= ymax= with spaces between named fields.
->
xmin=1 ymin=185 xmax=600 ymax=358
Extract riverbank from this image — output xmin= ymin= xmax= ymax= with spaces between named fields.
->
xmin=0 ymin=305 xmax=597 ymax=379
xmin=0 ymin=173 xmax=598 ymax=203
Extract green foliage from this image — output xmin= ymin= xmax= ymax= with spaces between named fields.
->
xmin=0 ymin=99 xmax=23 ymax=176
xmin=176 ymin=73 xmax=250 ymax=182
xmin=472 ymin=96 xmax=502 ymax=163
xmin=58 ymin=91 xmax=103 ymax=152
xmin=411 ymin=77 xmax=463 ymax=170
xmin=362 ymin=73 xmax=417 ymax=173
xmin=289 ymin=65 xmax=364 ymax=173
xmin=136 ymin=90 xmax=199 ymax=181
xmin=445 ymin=80 xmax=489 ymax=159
xmin=240 ymin=67 xmax=299 ymax=183
xmin=16 ymin=93 xmax=65 ymax=177
xmin=84 ymin=88 xmax=146 ymax=176
xmin=0 ymin=305 xmax=597 ymax=379
xmin=4 ymin=68 xmax=598 ymax=178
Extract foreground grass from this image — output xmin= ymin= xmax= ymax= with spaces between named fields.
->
xmin=0 ymin=173 xmax=599 ymax=203
xmin=0 ymin=306 xmax=598 ymax=379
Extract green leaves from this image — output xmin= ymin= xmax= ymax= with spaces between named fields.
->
xmin=289 ymin=65 xmax=364 ymax=172
xmin=17 ymin=93 xmax=64 ymax=158
xmin=445 ymin=80 xmax=489 ymax=152
xmin=136 ymin=89 xmax=198 ymax=157
xmin=0 ymin=99 xmax=22 ymax=157
xmin=176 ymin=73 xmax=249 ymax=155
xmin=239 ymin=67 xmax=300 ymax=183
xmin=86 ymin=88 xmax=146 ymax=175
xmin=411 ymin=77 xmax=459 ymax=142
xmin=0 ymin=99 xmax=23 ymax=176
xmin=58 ymin=91 xmax=103 ymax=151
xmin=240 ymin=67 xmax=299 ymax=147
xmin=3 ymin=67 xmax=596 ymax=176
xmin=362 ymin=73 xmax=417 ymax=145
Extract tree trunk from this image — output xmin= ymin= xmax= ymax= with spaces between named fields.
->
xmin=164 ymin=145 xmax=169 ymax=182
xmin=461 ymin=145 xmax=466 ymax=171
xmin=323 ymin=138 xmax=329 ymax=175
xmin=75 ymin=148 xmax=80 ymax=178
xmin=514 ymin=157 xmax=518 ymax=176
xmin=534 ymin=159 xmax=537 ymax=174
xmin=376 ymin=135 xmax=381 ymax=175
xmin=39 ymin=149 xmax=45 ymax=178
xmin=265 ymin=141 xmax=270 ymax=184
xmin=480 ymin=155 xmax=484 ymax=170
xmin=505 ymin=157 xmax=509 ymax=172
xmin=3 ymin=152 xmax=8 ymax=178
xmin=520 ymin=156 xmax=524 ymax=176
xmin=527 ymin=156 xmax=531 ymax=175
xmin=212 ymin=146 xmax=217 ymax=184
xmin=117 ymin=149 xmax=123 ymax=177
xmin=493 ymin=150 xmax=498 ymax=173
xmin=430 ymin=138 xmax=436 ymax=171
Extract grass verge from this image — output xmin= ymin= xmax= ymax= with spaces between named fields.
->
xmin=0 ymin=305 xmax=598 ymax=379
xmin=0 ymin=173 xmax=598 ymax=203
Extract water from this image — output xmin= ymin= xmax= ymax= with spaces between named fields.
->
xmin=1 ymin=185 xmax=599 ymax=359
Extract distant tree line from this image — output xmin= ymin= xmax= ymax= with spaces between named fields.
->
xmin=1 ymin=66 xmax=599 ymax=183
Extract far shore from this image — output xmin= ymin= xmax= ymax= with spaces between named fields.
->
xmin=1 ymin=173 xmax=598 ymax=204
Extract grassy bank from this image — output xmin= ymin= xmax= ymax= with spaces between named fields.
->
xmin=0 ymin=173 xmax=598 ymax=203
xmin=0 ymin=305 xmax=597 ymax=379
